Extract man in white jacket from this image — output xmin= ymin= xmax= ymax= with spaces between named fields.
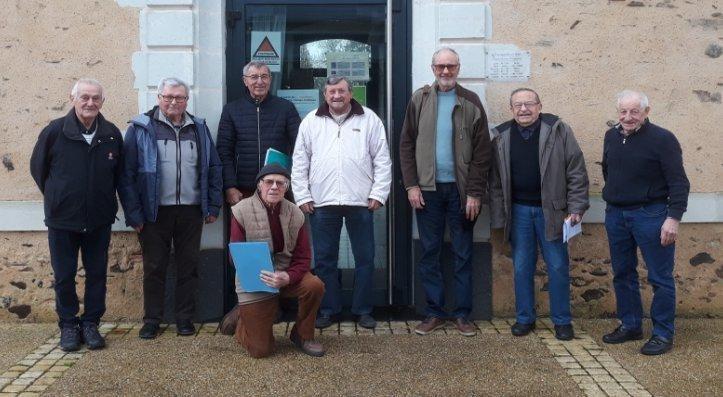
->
xmin=292 ymin=76 xmax=392 ymax=330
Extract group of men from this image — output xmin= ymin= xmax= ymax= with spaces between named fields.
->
xmin=30 ymin=45 xmax=689 ymax=358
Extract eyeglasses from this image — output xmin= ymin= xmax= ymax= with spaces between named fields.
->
xmin=511 ymin=101 xmax=540 ymax=110
xmin=261 ymin=178 xmax=289 ymax=189
xmin=159 ymin=95 xmax=188 ymax=103
xmin=432 ymin=64 xmax=459 ymax=73
xmin=244 ymin=74 xmax=271 ymax=82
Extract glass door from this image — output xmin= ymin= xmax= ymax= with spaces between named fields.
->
xmin=234 ymin=2 xmax=390 ymax=308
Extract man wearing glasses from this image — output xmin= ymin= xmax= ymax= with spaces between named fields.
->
xmin=489 ymin=88 xmax=589 ymax=341
xmin=119 ymin=77 xmax=223 ymax=339
xmin=400 ymin=47 xmax=491 ymax=336
xmin=216 ymin=61 xmax=301 ymax=206
xmin=222 ymin=163 xmax=326 ymax=358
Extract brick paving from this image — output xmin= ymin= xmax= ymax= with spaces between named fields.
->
xmin=0 ymin=319 xmax=655 ymax=396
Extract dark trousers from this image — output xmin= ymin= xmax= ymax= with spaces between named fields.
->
xmin=309 ymin=205 xmax=375 ymax=316
xmin=416 ymin=183 xmax=475 ymax=319
xmin=605 ymin=202 xmax=676 ymax=339
xmin=140 ymin=205 xmax=203 ymax=323
xmin=48 ymin=225 xmax=112 ymax=328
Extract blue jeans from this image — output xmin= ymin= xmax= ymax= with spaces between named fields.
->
xmin=416 ymin=183 xmax=474 ymax=319
xmin=48 ymin=225 xmax=112 ymax=329
xmin=605 ymin=202 xmax=676 ymax=340
xmin=510 ymin=204 xmax=571 ymax=326
xmin=309 ymin=205 xmax=375 ymax=316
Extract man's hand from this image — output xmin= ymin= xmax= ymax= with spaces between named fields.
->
xmin=300 ymin=202 xmax=315 ymax=214
xmin=660 ymin=217 xmax=679 ymax=246
xmin=133 ymin=224 xmax=144 ymax=233
xmin=225 ymin=187 xmax=243 ymax=205
xmin=568 ymin=213 xmax=583 ymax=226
xmin=368 ymin=199 xmax=382 ymax=211
xmin=205 ymin=215 xmax=217 ymax=224
xmin=260 ymin=270 xmax=290 ymax=289
xmin=407 ymin=186 xmax=425 ymax=209
xmin=465 ymin=196 xmax=481 ymax=221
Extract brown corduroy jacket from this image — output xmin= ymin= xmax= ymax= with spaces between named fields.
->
xmin=399 ymin=83 xmax=492 ymax=207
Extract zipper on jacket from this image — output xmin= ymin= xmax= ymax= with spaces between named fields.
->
xmin=176 ymin=129 xmax=181 ymax=205
xmin=256 ymin=104 xmax=261 ymax=171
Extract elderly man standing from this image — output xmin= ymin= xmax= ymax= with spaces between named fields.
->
xmin=601 ymin=90 xmax=689 ymax=355
xmin=292 ymin=76 xmax=392 ymax=329
xmin=216 ymin=61 xmax=301 ymax=205
xmin=400 ymin=47 xmax=491 ymax=336
xmin=119 ymin=77 xmax=223 ymax=339
xmin=220 ymin=164 xmax=325 ymax=358
xmin=30 ymin=78 xmax=123 ymax=351
xmin=490 ymin=88 xmax=589 ymax=341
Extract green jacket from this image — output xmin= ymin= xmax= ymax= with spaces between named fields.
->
xmin=490 ymin=113 xmax=589 ymax=241
xmin=399 ymin=83 xmax=491 ymax=206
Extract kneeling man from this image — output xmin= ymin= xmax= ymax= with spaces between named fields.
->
xmin=221 ymin=164 xmax=325 ymax=358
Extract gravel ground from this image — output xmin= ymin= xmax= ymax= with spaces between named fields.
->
xmin=0 ymin=323 xmax=57 ymax=373
xmin=579 ymin=318 xmax=723 ymax=397
xmin=43 ymin=332 xmax=581 ymax=396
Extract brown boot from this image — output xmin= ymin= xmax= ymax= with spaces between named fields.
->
xmin=414 ymin=316 xmax=446 ymax=335
xmin=290 ymin=331 xmax=325 ymax=357
xmin=219 ymin=305 xmax=241 ymax=336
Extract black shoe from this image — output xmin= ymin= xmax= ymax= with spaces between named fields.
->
xmin=602 ymin=325 xmax=643 ymax=344
xmin=640 ymin=335 xmax=673 ymax=355
xmin=511 ymin=322 xmax=536 ymax=336
xmin=554 ymin=324 xmax=575 ymax=341
xmin=59 ymin=326 xmax=81 ymax=352
xmin=357 ymin=314 xmax=376 ymax=329
xmin=315 ymin=314 xmax=334 ymax=329
xmin=176 ymin=320 xmax=196 ymax=336
xmin=81 ymin=324 xmax=106 ymax=350
xmin=139 ymin=322 xmax=160 ymax=339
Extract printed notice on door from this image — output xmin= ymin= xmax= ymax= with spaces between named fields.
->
xmin=485 ymin=49 xmax=530 ymax=81
xmin=327 ymin=52 xmax=370 ymax=82
xmin=251 ymin=32 xmax=282 ymax=72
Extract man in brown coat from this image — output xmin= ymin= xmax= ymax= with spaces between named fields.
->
xmin=489 ymin=88 xmax=589 ymax=340
xmin=399 ymin=47 xmax=491 ymax=336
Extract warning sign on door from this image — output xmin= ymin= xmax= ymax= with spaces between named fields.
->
xmin=250 ymin=31 xmax=282 ymax=72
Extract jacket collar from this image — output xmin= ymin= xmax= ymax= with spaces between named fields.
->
xmin=243 ymin=87 xmax=273 ymax=106
xmin=315 ymin=98 xmax=364 ymax=119
xmin=62 ymin=109 xmax=108 ymax=141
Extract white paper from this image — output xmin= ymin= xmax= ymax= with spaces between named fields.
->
xmin=563 ymin=217 xmax=582 ymax=243
xmin=250 ymin=32 xmax=282 ymax=72
xmin=327 ymin=52 xmax=370 ymax=81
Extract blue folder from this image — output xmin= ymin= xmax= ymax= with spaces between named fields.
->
xmin=264 ymin=148 xmax=290 ymax=169
xmin=228 ymin=242 xmax=278 ymax=293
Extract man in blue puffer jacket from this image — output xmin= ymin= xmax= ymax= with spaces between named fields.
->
xmin=119 ymin=77 xmax=222 ymax=339
xmin=216 ymin=61 xmax=300 ymax=205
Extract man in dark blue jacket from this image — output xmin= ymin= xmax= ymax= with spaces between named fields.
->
xmin=601 ymin=90 xmax=690 ymax=355
xmin=30 ymin=78 xmax=123 ymax=352
xmin=216 ymin=61 xmax=300 ymax=204
xmin=119 ymin=77 xmax=223 ymax=339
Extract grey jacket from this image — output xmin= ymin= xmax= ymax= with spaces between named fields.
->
xmin=490 ymin=113 xmax=589 ymax=241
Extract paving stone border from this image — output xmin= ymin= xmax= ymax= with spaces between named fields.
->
xmin=0 ymin=320 xmax=653 ymax=397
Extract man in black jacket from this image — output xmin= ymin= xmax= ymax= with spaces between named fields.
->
xmin=30 ymin=78 xmax=123 ymax=352
xmin=216 ymin=61 xmax=301 ymax=204
xmin=601 ymin=90 xmax=690 ymax=355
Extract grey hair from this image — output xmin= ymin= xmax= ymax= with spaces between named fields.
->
xmin=616 ymin=90 xmax=649 ymax=109
xmin=157 ymin=77 xmax=190 ymax=96
xmin=509 ymin=88 xmax=541 ymax=106
xmin=243 ymin=61 xmax=271 ymax=76
xmin=324 ymin=76 xmax=352 ymax=92
xmin=70 ymin=78 xmax=104 ymax=100
xmin=431 ymin=46 xmax=460 ymax=65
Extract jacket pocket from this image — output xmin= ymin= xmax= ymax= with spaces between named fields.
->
xmin=552 ymin=198 xmax=567 ymax=211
